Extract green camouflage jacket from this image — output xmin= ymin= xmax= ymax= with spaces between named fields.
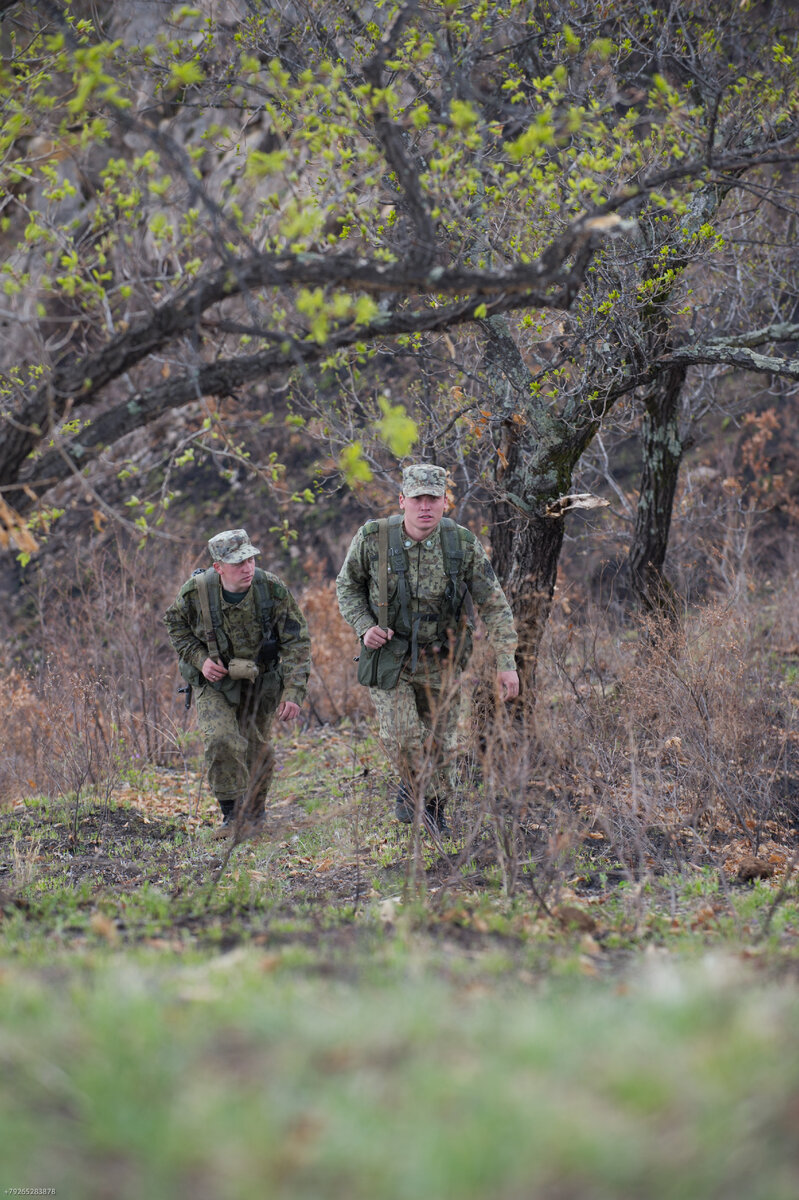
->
xmin=336 ymin=517 xmax=517 ymax=672
xmin=164 ymin=569 xmax=311 ymax=706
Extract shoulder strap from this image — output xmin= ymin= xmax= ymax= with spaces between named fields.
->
xmin=387 ymin=513 xmax=411 ymax=632
xmin=194 ymin=568 xmax=222 ymax=663
xmin=253 ymin=569 xmax=274 ymax=636
xmin=438 ymin=518 xmax=475 ymax=623
xmin=439 ymin=517 xmax=464 ymax=593
xmin=377 ymin=518 xmax=389 ymax=630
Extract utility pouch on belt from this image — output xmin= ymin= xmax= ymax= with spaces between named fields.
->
xmin=257 ymin=634 xmax=280 ymax=671
xmin=227 ymin=657 xmax=259 ymax=682
xmin=356 ymin=635 xmax=409 ymax=690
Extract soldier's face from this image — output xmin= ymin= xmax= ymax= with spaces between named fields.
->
xmin=399 ymin=492 xmax=447 ymax=540
xmin=214 ymin=555 xmax=256 ymax=591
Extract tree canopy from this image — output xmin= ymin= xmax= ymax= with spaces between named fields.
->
xmin=1 ymin=0 xmax=798 ymax=677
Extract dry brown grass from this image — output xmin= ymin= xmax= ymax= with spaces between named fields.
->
xmin=362 ymin=569 xmax=799 ymax=904
xmin=2 ymin=540 xmax=796 ymax=913
xmin=300 ymin=578 xmax=369 ymax=724
xmin=0 ymin=668 xmax=48 ymax=803
xmin=534 ymin=571 xmax=799 ymax=884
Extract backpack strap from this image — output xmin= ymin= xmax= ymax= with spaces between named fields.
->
xmin=439 ymin=517 xmax=462 ymax=599
xmin=252 ymin=569 xmax=281 ymax=671
xmin=387 ymin=513 xmax=411 ymax=633
xmin=439 ymin=518 xmax=475 ymax=624
xmin=193 ymin=568 xmax=222 ymax=663
xmin=253 ymin=569 xmax=275 ymax=637
xmin=377 ymin=518 xmax=389 ymax=630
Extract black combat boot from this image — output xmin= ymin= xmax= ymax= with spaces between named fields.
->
xmin=394 ymin=782 xmax=414 ymax=824
xmin=424 ymin=800 xmax=450 ymax=837
xmin=219 ymin=800 xmax=236 ymax=826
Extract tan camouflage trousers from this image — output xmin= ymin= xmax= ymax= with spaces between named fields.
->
xmin=195 ymin=683 xmax=276 ymax=816
xmin=369 ymin=661 xmax=462 ymax=804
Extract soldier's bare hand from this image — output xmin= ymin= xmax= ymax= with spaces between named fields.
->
xmin=363 ymin=625 xmax=394 ymax=649
xmin=277 ymin=700 xmax=301 ymax=721
xmin=202 ymin=657 xmax=228 ymax=682
xmin=498 ymin=669 xmax=520 ymax=701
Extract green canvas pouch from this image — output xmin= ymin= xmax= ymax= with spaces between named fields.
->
xmin=356 ymin=635 xmax=409 ymax=689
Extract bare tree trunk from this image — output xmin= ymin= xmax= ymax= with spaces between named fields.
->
xmin=628 ymin=364 xmax=687 ymax=615
xmin=480 ymin=316 xmax=585 ymax=699
xmin=491 ymin=497 xmax=566 ymax=697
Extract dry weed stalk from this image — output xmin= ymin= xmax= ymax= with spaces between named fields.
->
xmin=300 ymin=578 xmax=369 ymax=724
xmin=29 ymin=541 xmax=179 ymax=762
xmin=542 ymin=575 xmax=798 ymax=881
xmin=0 ymin=668 xmax=48 ymax=806
xmin=0 ymin=657 xmax=126 ymax=844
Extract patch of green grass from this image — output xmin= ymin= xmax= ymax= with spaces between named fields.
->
xmin=3 ymin=741 xmax=799 ymax=1200
xmin=1 ymin=955 xmax=798 ymax=1199
xmin=680 ymin=866 xmax=722 ymax=898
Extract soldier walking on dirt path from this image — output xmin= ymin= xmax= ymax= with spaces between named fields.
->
xmin=164 ymin=528 xmax=311 ymax=833
xmin=336 ymin=465 xmax=519 ymax=836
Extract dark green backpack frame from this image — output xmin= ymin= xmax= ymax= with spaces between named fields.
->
xmin=357 ymin=515 xmax=475 ymax=690
xmin=178 ymin=568 xmax=280 ymax=705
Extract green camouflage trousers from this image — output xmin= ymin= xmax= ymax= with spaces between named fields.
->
xmin=369 ymin=660 xmax=462 ymax=804
xmin=195 ymin=683 xmax=277 ymax=814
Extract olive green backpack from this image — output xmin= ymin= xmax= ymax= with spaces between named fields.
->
xmin=356 ymin=515 xmax=474 ymax=689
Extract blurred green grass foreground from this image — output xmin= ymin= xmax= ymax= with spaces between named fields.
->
xmin=1 ymin=950 xmax=798 ymax=1200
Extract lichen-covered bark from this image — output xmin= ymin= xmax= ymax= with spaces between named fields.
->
xmin=490 ymin=499 xmax=567 ymax=697
xmin=481 ymin=317 xmax=595 ymax=699
xmin=624 ymin=178 xmax=742 ymax=613
xmin=629 ymin=364 xmax=687 ymax=614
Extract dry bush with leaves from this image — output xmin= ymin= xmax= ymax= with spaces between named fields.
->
xmin=34 ymin=542 xmax=190 ymax=760
xmin=0 ymin=542 xmax=194 ymax=805
xmin=372 ymin=574 xmax=799 ymax=908
xmin=0 ymin=668 xmax=48 ymax=805
xmin=540 ymin=576 xmax=799 ymax=882
xmin=300 ymin=578 xmax=370 ymax=725
xmin=0 ymin=654 xmax=126 ymax=816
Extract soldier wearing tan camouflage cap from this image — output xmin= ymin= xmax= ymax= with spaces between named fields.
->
xmin=400 ymin=463 xmax=447 ymax=497
xmin=336 ymin=465 xmax=519 ymax=835
xmin=164 ymin=527 xmax=311 ymax=832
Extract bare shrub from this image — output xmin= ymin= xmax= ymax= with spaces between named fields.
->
xmin=29 ymin=538 xmax=186 ymax=766
xmin=344 ymin=636 xmax=583 ymax=908
xmin=542 ymin=577 xmax=798 ymax=879
xmin=300 ymin=578 xmax=371 ymax=725
xmin=385 ymin=575 xmax=798 ymax=907
xmin=0 ymin=668 xmax=48 ymax=806
xmin=0 ymin=538 xmax=197 ymax=806
xmin=0 ymin=656 xmax=125 ymax=829
xmin=456 ymin=692 xmax=580 ymax=907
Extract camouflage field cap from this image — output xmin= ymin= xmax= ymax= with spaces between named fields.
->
xmin=208 ymin=528 xmax=261 ymax=564
xmin=401 ymin=464 xmax=447 ymax=498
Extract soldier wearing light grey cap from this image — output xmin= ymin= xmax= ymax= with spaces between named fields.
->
xmin=336 ymin=464 xmax=519 ymax=837
xmin=164 ymin=527 xmax=311 ymax=833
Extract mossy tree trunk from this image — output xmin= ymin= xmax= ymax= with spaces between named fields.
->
xmin=481 ymin=317 xmax=598 ymax=701
xmin=629 ymin=364 xmax=687 ymax=616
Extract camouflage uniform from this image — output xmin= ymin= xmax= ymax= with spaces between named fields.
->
xmin=336 ymin=466 xmax=517 ymax=823
xmin=164 ymin=529 xmax=310 ymax=823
